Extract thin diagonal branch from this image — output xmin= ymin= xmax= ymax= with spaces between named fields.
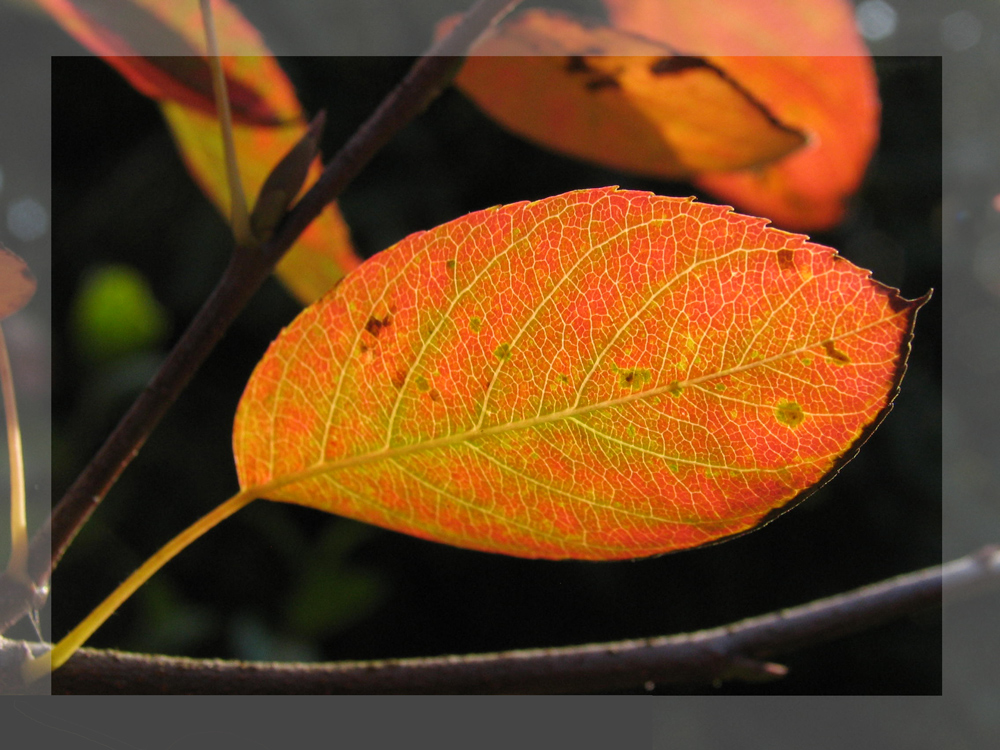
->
xmin=3 ymin=545 xmax=991 ymax=695
xmin=0 ymin=0 xmax=524 ymax=634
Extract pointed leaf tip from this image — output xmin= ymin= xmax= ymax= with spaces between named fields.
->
xmin=234 ymin=188 xmax=923 ymax=560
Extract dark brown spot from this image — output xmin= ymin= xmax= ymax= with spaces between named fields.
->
xmin=777 ymin=248 xmax=795 ymax=271
xmin=620 ymin=367 xmax=652 ymax=389
xmin=822 ymin=340 xmax=851 ymax=364
xmin=359 ymin=341 xmax=370 ymax=354
xmin=566 ymin=55 xmax=591 ymax=74
xmin=650 ymin=56 xmax=708 ymax=76
xmin=391 ymin=368 xmax=408 ymax=389
xmin=584 ymin=74 xmax=620 ymax=92
xmin=366 ymin=313 xmax=392 ymax=338
xmin=429 ymin=389 xmax=441 ymax=402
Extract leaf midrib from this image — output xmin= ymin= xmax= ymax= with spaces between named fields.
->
xmin=249 ymin=308 xmax=906 ymax=499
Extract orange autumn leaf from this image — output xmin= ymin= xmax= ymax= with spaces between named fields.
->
xmin=446 ymin=9 xmax=806 ymax=179
xmin=0 ymin=245 xmax=37 ymax=320
xmin=35 ymin=0 xmax=360 ymax=303
xmin=233 ymin=188 xmax=925 ymax=561
xmin=606 ymin=0 xmax=879 ymax=230
xmin=32 ymin=0 xmax=299 ymax=125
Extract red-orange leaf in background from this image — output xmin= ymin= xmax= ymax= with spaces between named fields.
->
xmin=0 ymin=245 xmax=37 ymax=320
xmin=445 ymin=9 xmax=806 ymax=179
xmin=605 ymin=0 xmax=879 ymax=230
xmin=31 ymin=0 xmax=297 ymax=125
xmin=233 ymin=188 xmax=925 ymax=560
xmin=35 ymin=0 xmax=360 ymax=303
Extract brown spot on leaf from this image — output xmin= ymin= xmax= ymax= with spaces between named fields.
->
xmin=777 ymin=248 xmax=795 ymax=271
xmin=391 ymin=368 xmax=408 ymax=389
xmin=650 ymin=56 xmax=708 ymax=76
xmin=429 ymin=389 xmax=441 ymax=403
xmin=366 ymin=313 xmax=392 ymax=339
xmin=822 ymin=340 xmax=851 ymax=364
xmin=584 ymin=74 xmax=620 ymax=92
xmin=566 ymin=55 xmax=591 ymax=74
xmin=619 ymin=368 xmax=651 ymax=389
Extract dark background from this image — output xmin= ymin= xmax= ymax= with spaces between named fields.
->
xmin=49 ymin=54 xmax=941 ymax=694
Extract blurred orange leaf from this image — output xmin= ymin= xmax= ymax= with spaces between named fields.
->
xmin=36 ymin=0 xmax=360 ymax=303
xmin=33 ymin=0 xmax=299 ymax=125
xmin=446 ymin=9 xmax=806 ymax=179
xmin=233 ymin=188 xmax=924 ymax=560
xmin=606 ymin=0 xmax=879 ymax=230
xmin=0 ymin=246 xmax=36 ymax=320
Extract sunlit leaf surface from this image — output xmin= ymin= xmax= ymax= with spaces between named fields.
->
xmin=606 ymin=0 xmax=879 ymax=229
xmin=448 ymin=9 xmax=806 ymax=179
xmin=233 ymin=188 xmax=924 ymax=560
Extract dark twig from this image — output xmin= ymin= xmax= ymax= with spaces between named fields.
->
xmin=0 ymin=0 xmax=524 ymax=633
xmin=4 ymin=545 xmax=990 ymax=695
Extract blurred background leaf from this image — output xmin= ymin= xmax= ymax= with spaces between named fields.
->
xmin=70 ymin=264 xmax=170 ymax=362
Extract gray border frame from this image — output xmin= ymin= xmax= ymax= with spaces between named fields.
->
xmin=2 ymin=0 xmax=995 ymax=746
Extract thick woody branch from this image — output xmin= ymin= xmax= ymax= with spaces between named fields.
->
xmin=2 ymin=545 xmax=990 ymax=695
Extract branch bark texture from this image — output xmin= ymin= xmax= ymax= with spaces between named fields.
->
xmin=5 ymin=545 xmax=989 ymax=695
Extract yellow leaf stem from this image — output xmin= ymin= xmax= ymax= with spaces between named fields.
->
xmin=21 ymin=490 xmax=258 ymax=683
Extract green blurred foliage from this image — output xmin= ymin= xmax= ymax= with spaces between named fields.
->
xmin=70 ymin=264 xmax=169 ymax=362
